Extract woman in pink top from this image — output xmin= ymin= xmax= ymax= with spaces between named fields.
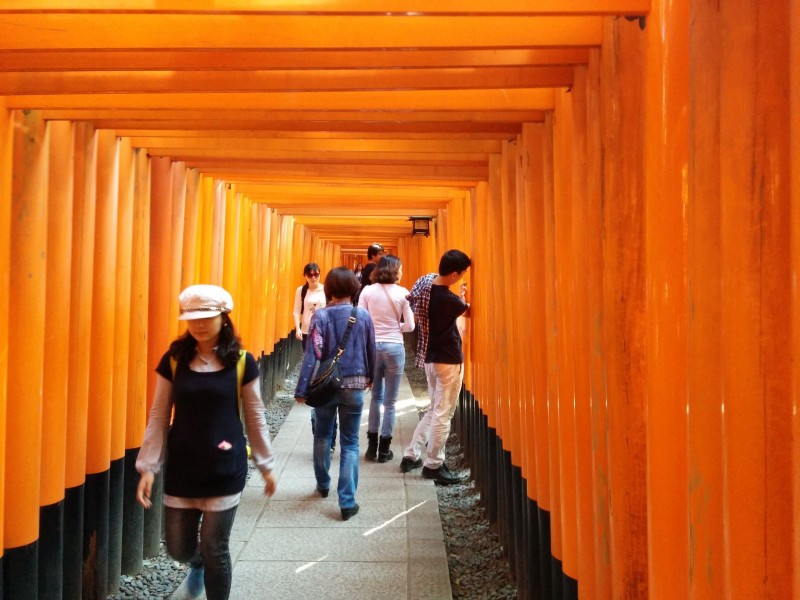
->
xmin=357 ymin=255 xmax=415 ymax=462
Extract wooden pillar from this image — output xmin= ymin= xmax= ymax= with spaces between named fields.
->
xmin=716 ymin=2 xmax=791 ymax=597
xmin=143 ymin=156 xmax=173 ymax=557
xmin=39 ymin=120 xmax=75 ymax=599
xmin=168 ymin=163 xmax=186 ymax=339
xmin=122 ymin=148 xmax=150 ymax=576
xmin=182 ymin=168 xmax=201 ymax=289
xmin=63 ymin=122 xmax=97 ymax=599
xmin=106 ymin=136 xmax=134 ymax=595
xmin=553 ymin=89 xmax=579 ymax=596
xmin=0 ymin=97 xmax=12 ymax=585
xmin=599 ymin=17 xmax=648 ymax=598
xmin=83 ymin=130 xmax=119 ymax=600
xmin=568 ymin=67 xmax=599 ymax=600
xmin=4 ymin=109 xmax=49 ymax=597
xmin=792 ymin=2 xmax=800 ymax=597
xmin=209 ymin=179 xmax=226 ymax=285
xmin=644 ymin=1 xmax=690 ymax=598
xmin=542 ymin=112 xmax=564 ymax=596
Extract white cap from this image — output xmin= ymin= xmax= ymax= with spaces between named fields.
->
xmin=178 ymin=284 xmax=233 ymax=320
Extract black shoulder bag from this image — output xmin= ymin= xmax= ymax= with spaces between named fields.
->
xmin=305 ymin=307 xmax=358 ymax=407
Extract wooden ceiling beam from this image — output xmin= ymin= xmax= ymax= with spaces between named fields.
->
xmin=146 ymin=149 xmax=490 ymax=164
xmin=273 ymin=206 xmax=439 ymax=217
xmin=0 ymin=49 xmax=590 ymax=72
xmin=0 ymin=1 xmax=650 ymax=15
xmin=189 ymin=162 xmax=488 ymax=180
xmin=112 ymin=130 xmax=515 ymax=140
xmin=234 ymin=182 xmax=463 ymax=197
xmin=128 ymin=136 xmax=502 ymax=153
xmin=6 ymin=88 xmax=556 ymax=111
xmin=96 ymin=121 xmax=527 ymax=134
xmin=0 ymin=66 xmax=572 ymax=95
xmin=0 ymin=16 xmax=602 ymax=50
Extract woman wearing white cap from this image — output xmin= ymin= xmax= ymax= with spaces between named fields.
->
xmin=135 ymin=284 xmax=277 ymax=600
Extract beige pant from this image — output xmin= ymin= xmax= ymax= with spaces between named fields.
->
xmin=404 ymin=363 xmax=463 ymax=469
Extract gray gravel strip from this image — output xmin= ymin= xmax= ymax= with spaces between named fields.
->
xmin=110 ymin=364 xmax=517 ymax=599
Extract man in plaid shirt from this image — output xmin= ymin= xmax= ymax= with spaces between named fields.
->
xmin=400 ymin=250 xmax=471 ymax=485
xmin=406 ymin=272 xmax=437 ymax=369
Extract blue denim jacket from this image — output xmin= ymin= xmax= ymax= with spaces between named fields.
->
xmin=295 ymin=304 xmax=376 ymax=398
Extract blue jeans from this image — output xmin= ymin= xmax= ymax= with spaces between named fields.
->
xmin=164 ymin=505 xmax=238 ymax=600
xmin=312 ymin=387 xmax=364 ymax=509
xmin=368 ymin=342 xmax=406 ymax=438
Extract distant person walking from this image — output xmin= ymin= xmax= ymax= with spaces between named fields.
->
xmin=295 ymin=268 xmax=376 ymax=520
xmin=354 ymin=242 xmax=385 ymax=304
xmin=358 ymin=255 xmax=415 ymax=463
xmin=293 ymin=262 xmax=325 ymax=350
xmin=292 ymin=262 xmax=336 ymax=451
xmin=400 ymin=250 xmax=471 ymax=485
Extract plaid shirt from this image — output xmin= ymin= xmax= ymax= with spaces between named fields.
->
xmin=407 ymin=273 xmax=437 ymax=368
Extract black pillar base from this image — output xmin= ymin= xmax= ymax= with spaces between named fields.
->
xmin=38 ymin=500 xmax=64 ymax=599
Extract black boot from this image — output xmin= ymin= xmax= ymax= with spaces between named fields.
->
xmin=377 ymin=436 xmax=394 ymax=463
xmin=365 ymin=432 xmax=378 ymax=461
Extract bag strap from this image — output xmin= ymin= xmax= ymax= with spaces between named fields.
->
xmin=379 ymin=283 xmax=402 ymax=325
xmin=334 ymin=307 xmax=358 ymax=359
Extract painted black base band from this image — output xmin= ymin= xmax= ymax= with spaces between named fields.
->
xmin=38 ymin=500 xmax=64 ymax=599
xmin=3 ymin=540 xmax=38 ymax=598
xmin=107 ymin=457 xmax=125 ymax=595
xmin=122 ymin=447 xmax=144 ymax=574
xmin=83 ymin=470 xmax=110 ymax=600
xmin=564 ymin=573 xmax=578 ymax=600
xmin=142 ymin=470 xmax=164 ymax=557
xmin=63 ymin=484 xmax=85 ymax=599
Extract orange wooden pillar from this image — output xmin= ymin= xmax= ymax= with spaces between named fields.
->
xmin=83 ymin=130 xmax=119 ymax=599
xmin=0 ymin=99 xmax=12 ymax=592
xmin=541 ymin=112 xmax=565 ymax=596
xmin=793 ymin=1 xmax=800 ymax=596
xmin=567 ymin=68 xmax=599 ymax=600
xmin=209 ymin=179 xmax=227 ymax=285
xmin=222 ymin=185 xmax=240 ymax=299
xmin=64 ymin=122 xmax=97 ymax=598
xmin=107 ymin=136 xmax=134 ymax=594
xmin=520 ymin=122 xmax=553 ymax=599
xmin=716 ymin=3 xmax=791 ymax=597
xmin=644 ymin=1 xmax=689 ymax=598
xmin=143 ymin=156 xmax=173 ymax=556
xmin=553 ymin=89 xmax=580 ymax=596
xmin=582 ymin=50 xmax=613 ymax=599
xmin=38 ymin=120 xmax=75 ymax=599
xmin=122 ymin=148 xmax=151 ymax=575
xmin=168 ymin=163 xmax=186 ymax=337
xmin=599 ymin=17 xmax=648 ymax=598
xmin=181 ymin=168 xmax=201 ymax=289
xmin=197 ymin=176 xmax=215 ymax=285
xmin=4 ymin=109 xmax=48 ymax=597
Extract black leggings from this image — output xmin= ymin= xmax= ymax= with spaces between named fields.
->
xmin=164 ymin=505 xmax=238 ymax=600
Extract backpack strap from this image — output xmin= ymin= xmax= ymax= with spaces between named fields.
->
xmin=236 ymin=349 xmax=246 ymax=423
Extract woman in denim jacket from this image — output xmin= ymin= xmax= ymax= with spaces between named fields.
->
xmin=295 ymin=267 xmax=376 ymax=520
